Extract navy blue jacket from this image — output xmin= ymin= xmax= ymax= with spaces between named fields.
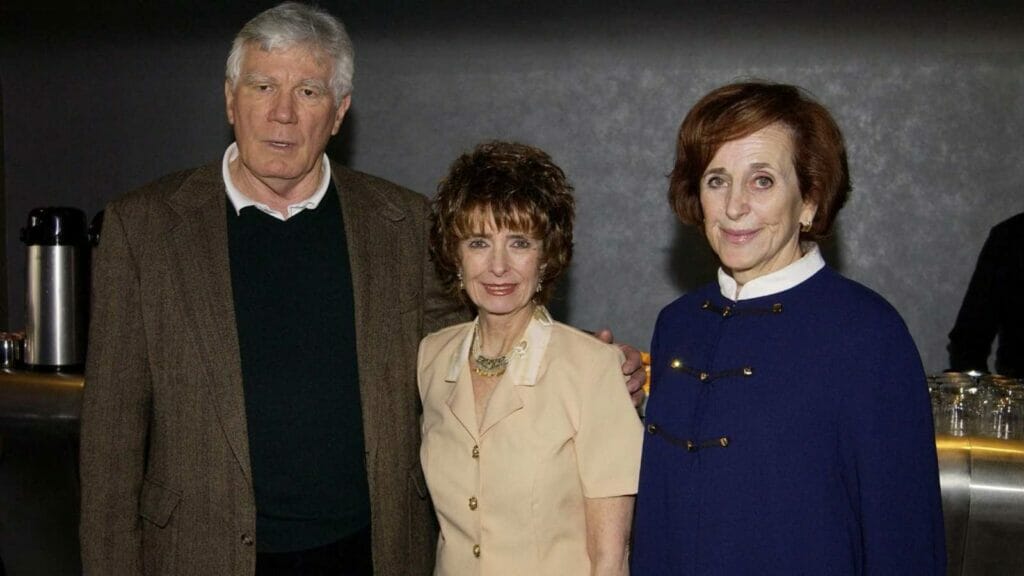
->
xmin=632 ymin=266 xmax=946 ymax=575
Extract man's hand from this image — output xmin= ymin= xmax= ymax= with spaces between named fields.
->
xmin=595 ymin=329 xmax=647 ymax=408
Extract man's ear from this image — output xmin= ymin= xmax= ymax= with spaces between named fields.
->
xmin=225 ymin=80 xmax=236 ymax=126
xmin=331 ymin=94 xmax=351 ymax=136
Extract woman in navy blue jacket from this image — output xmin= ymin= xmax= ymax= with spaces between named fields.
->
xmin=631 ymin=82 xmax=946 ymax=575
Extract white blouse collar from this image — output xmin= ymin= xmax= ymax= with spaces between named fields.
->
xmin=445 ymin=306 xmax=553 ymax=387
xmin=717 ymin=243 xmax=825 ymax=301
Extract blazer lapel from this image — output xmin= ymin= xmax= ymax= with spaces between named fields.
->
xmin=478 ymin=374 xmax=524 ymax=438
xmin=440 ymin=320 xmax=532 ymax=440
xmin=333 ymin=164 xmax=407 ymax=457
xmin=444 ymin=326 xmax=480 ymax=441
xmin=479 ymin=308 xmax=552 ymax=437
xmin=165 ymin=165 xmax=251 ymax=481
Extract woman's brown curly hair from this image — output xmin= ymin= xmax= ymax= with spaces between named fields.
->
xmin=430 ymin=141 xmax=575 ymax=306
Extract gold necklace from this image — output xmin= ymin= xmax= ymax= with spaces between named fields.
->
xmin=471 ymin=324 xmax=527 ymax=377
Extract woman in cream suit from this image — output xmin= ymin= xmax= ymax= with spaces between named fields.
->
xmin=418 ymin=141 xmax=642 ymax=576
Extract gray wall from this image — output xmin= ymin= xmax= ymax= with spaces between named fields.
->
xmin=0 ymin=2 xmax=1022 ymax=571
xmin=2 ymin=1 xmax=1023 ymax=376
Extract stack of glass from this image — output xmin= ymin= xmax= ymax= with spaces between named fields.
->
xmin=928 ymin=372 xmax=1024 ymax=440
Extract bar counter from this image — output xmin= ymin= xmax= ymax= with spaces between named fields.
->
xmin=0 ymin=369 xmax=84 ymax=573
xmin=1 ymin=370 xmax=1023 ymax=574
xmin=937 ymin=434 xmax=1024 ymax=574
xmin=0 ymin=368 xmax=84 ymax=433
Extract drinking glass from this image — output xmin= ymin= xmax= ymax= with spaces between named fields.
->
xmin=932 ymin=373 xmax=979 ymax=437
xmin=986 ymin=376 xmax=1024 ymax=440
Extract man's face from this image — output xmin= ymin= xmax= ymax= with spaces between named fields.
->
xmin=225 ymin=44 xmax=350 ymax=195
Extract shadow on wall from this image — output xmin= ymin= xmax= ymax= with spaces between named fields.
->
xmin=820 ymin=224 xmax=845 ymax=273
xmin=325 ymin=109 xmax=357 ymax=168
xmin=667 ymin=221 xmax=847 ymax=295
xmin=668 ymin=224 xmax=717 ymax=294
xmin=548 ymin=268 xmax=573 ymax=323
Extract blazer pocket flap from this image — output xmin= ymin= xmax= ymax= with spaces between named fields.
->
xmin=139 ymin=478 xmax=182 ymax=528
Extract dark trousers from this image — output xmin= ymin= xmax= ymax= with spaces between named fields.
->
xmin=255 ymin=525 xmax=373 ymax=576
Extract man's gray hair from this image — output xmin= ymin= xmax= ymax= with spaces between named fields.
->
xmin=225 ymin=2 xmax=354 ymax=105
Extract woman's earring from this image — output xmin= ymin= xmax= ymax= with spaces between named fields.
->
xmin=457 ymin=269 xmax=464 ymax=290
xmin=536 ymin=264 xmax=547 ymax=294
xmin=800 ymin=221 xmax=811 ymax=233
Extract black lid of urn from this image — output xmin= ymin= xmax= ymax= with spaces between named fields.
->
xmin=20 ymin=207 xmax=89 ymax=246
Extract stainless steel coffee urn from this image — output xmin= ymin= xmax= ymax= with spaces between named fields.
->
xmin=21 ymin=207 xmax=90 ymax=370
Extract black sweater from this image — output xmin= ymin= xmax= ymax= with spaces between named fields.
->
xmin=227 ymin=185 xmax=369 ymax=553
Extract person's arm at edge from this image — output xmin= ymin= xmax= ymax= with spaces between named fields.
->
xmin=79 ymin=203 xmax=150 ymax=575
xmin=577 ymin=345 xmax=642 ymax=575
xmin=852 ymin=312 xmax=946 ymax=573
xmin=585 ymin=495 xmax=634 ymax=576
xmin=948 ymin=225 xmax=1003 ymax=372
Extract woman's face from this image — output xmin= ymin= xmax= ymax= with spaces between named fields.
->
xmin=699 ymin=123 xmax=817 ymax=286
xmin=459 ymin=219 xmax=543 ymax=320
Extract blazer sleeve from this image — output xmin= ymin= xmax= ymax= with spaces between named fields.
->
xmin=574 ymin=345 xmax=643 ymax=499
xmin=843 ymin=309 xmax=946 ymax=574
xmin=78 ymin=203 xmax=149 ymax=575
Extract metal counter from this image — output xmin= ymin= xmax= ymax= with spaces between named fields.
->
xmin=0 ymin=369 xmax=83 ymax=433
xmin=1 ymin=372 xmax=1023 ymax=574
xmin=938 ymin=434 xmax=1024 ymax=574
xmin=0 ymin=369 xmax=84 ymax=574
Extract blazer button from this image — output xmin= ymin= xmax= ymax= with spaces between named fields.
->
xmin=472 ymin=445 xmax=480 ymax=458
xmin=473 ymin=544 xmax=481 ymax=558
xmin=469 ymin=496 xmax=478 ymax=510
xmin=241 ymin=533 xmax=254 ymax=546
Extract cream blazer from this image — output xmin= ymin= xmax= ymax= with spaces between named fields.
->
xmin=417 ymin=307 xmax=643 ymax=576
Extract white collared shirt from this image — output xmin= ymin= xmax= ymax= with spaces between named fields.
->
xmin=717 ymin=243 xmax=825 ymax=301
xmin=221 ymin=142 xmax=332 ymax=221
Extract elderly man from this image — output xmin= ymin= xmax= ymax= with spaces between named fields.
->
xmin=78 ymin=3 xmax=643 ymax=575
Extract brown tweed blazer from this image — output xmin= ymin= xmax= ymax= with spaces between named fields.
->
xmin=78 ymin=161 xmax=466 ymax=575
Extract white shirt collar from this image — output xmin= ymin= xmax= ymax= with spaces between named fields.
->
xmin=717 ymin=243 xmax=825 ymax=301
xmin=221 ymin=142 xmax=332 ymax=221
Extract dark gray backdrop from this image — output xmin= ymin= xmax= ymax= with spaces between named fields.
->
xmin=3 ymin=0 xmax=1023 ymax=375
xmin=1 ymin=1 xmax=1024 ymax=573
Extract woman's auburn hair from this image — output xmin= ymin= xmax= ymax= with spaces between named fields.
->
xmin=669 ymin=81 xmax=851 ymax=241
xmin=430 ymin=140 xmax=575 ymax=305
